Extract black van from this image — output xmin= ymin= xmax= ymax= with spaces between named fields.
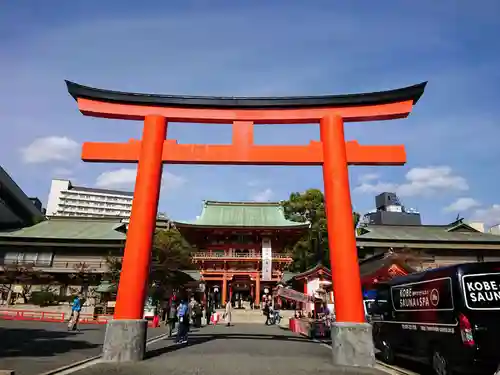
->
xmin=370 ymin=262 xmax=500 ymax=375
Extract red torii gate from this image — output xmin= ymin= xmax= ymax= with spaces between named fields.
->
xmin=65 ymin=80 xmax=426 ymax=365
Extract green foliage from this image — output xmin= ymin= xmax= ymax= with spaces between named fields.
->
xmin=353 ymin=211 xmax=360 ymax=229
xmin=281 ymin=189 xmax=361 ymax=273
xmin=153 ymin=228 xmax=195 ymax=271
xmin=282 ymin=189 xmax=327 ymax=272
xmin=105 ymin=227 xmax=195 ymax=290
xmin=30 ymin=291 xmax=57 ymax=306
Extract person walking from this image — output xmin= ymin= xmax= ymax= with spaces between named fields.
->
xmin=263 ymin=302 xmax=272 ymax=325
xmin=68 ymin=294 xmax=82 ymax=331
xmin=176 ymin=299 xmax=189 ymax=344
xmin=168 ymin=298 xmax=177 ymax=337
xmin=224 ymin=299 xmax=232 ymax=327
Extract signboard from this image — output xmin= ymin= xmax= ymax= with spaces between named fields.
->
xmin=262 ymin=238 xmax=272 ymax=281
xmin=275 ymin=286 xmax=314 ymax=303
xmin=462 ymin=272 xmax=500 ymax=310
xmin=391 ymin=277 xmax=453 ymax=312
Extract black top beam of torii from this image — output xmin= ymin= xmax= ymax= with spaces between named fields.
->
xmin=65 ymin=80 xmax=427 ymax=110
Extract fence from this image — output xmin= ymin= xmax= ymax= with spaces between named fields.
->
xmin=289 ymin=318 xmax=329 ymax=338
xmin=0 ymin=309 xmax=157 ymax=327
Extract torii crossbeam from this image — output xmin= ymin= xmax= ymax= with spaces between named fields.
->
xmin=66 ymin=80 xmax=426 ymax=365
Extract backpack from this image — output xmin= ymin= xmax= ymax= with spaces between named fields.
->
xmin=194 ymin=303 xmax=202 ymax=315
xmin=178 ymin=303 xmax=188 ymax=317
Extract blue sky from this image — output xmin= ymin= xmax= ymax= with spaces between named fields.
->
xmin=2 ymin=1 xmax=500 ymax=225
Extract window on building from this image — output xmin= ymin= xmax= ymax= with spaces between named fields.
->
xmin=2 ymin=251 xmax=54 ymax=266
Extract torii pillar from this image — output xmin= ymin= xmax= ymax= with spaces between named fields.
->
xmin=65 ymin=80 xmax=426 ymax=367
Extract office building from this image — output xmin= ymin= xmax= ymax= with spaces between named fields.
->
xmin=46 ymin=179 xmax=133 ymax=218
xmin=362 ymin=192 xmax=422 ymax=226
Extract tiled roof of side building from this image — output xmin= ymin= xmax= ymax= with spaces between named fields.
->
xmin=357 ymin=223 xmax=500 ymax=243
xmin=0 ymin=218 xmax=127 ymax=241
xmin=174 ymin=201 xmax=309 ymax=228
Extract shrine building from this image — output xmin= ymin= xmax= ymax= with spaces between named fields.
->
xmin=173 ymin=201 xmax=309 ymax=306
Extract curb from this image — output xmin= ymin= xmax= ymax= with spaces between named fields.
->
xmin=38 ymin=330 xmax=175 ymax=375
xmin=302 ymin=335 xmax=416 ymax=375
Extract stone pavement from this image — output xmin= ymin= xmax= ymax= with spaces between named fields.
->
xmin=71 ymin=323 xmax=388 ymax=375
xmin=0 ymin=320 xmax=171 ymax=375
xmin=315 ymin=337 xmax=428 ymax=375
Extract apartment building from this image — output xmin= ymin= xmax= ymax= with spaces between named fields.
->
xmin=46 ymin=179 xmax=133 ymax=218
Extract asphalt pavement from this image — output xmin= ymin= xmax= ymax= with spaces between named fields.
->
xmin=0 ymin=320 xmax=170 ymax=375
xmin=71 ymin=323 xmax=388 ymax=375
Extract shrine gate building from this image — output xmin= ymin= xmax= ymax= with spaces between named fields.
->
xmin=174 ymin=201 xmax=308 ymax=307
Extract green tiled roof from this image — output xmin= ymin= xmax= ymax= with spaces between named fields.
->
xmin=95 ymin=281 xmax=117 ymax=293
xmin=180 ymin=270 xmax=202 ymax=281
xmin=175 ymin=201 xmax=309 ymax=228
xmin=281 ymin=271 xmax=299 ymax=284
xmin=0 ymin=219 xmax=127 ymax=241
xmin=357 ymin=223 xmax=500 ymax=243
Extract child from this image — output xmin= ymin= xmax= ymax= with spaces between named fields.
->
xmin=210 ymin=311 xmax=220 ymax=326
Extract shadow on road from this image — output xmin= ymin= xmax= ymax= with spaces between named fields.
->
xmin=0 ymin=327 xmax=100 ymax=358
xmin=146 ymin=332 xmax=316 ymax=359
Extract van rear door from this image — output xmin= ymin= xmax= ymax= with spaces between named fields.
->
xmin=461 ymin=271 xmax=500 ymax=359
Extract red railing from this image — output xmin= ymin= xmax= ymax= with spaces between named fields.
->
xmin=0 ymin=309 xmax=157 ymax=327
xmin=191 ymin=251 xmax=293 ymax=260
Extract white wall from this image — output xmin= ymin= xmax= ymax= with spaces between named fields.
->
xmin=468 ymin=222 xmax=485 ymax=233
xmin=46 ymin=179 xmax=71 ymax=216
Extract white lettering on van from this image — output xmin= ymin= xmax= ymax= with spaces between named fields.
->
xmin=469 ymin=291 xmax=500 ymax=303
xmin=466 ymin=276 xmax=500 ymax=305
xmin=466 ymin=280 xmax=499 ymax=292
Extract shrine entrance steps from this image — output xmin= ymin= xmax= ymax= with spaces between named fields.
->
xmin=215 ymin=308 xmax=295 ymax=324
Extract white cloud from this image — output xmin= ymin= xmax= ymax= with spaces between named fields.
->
xmin=162 ymin=172 xmax=187 ymax=191
xmin=358 ymin=173 xmax=379 ymax=183
xmin=252 ymin=188 xmax=274 ymax=202
xmin=95 ymin=168 xmax=186 ymax=191
xmin=21 ymin=136 xmax=80 ymax=164
xmin=473 ymin=205 xmax=500 ymax=227
xmin=246 ymin=180 xmax=261 ymax=187
xmin=444 ymin=197 xmax=480 ymax=212
xmin=96 ymin=169 xmax=136 ymax=189
xmin=355 ymin=181 xmax=398 ymax=195
xmin=354 ymin=166 xmax=468 ymax=197
xmin=52 ymin=167 xmax=73 ymax=177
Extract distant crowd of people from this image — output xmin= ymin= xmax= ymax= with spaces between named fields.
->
xmin=164 ymin=291 xmax=233 ymax=344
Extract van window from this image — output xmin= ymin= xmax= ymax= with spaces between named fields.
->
xmin=462 ymin=272 xmax=500 ymax=310
xmin=391 ymin=278 xmax=453 ymax=312
xmin=373 ymin=287 xmax=390 ymax=313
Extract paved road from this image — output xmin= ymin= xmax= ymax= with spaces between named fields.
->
xmin=320 ymin=338 xmax=429 ymax=375
xmin=72 ymin=324 xmax=387 ymax=375
xmin=0 ymin=320 xmax=170 ymax=375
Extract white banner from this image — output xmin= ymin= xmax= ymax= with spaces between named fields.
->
xmin=274 ymin=286 xmax=313 ymax=303
xmin=261 ymin=238 xmax=272 ymax=281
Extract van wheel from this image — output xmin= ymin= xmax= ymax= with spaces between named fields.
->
xmin=380 ymin=341 xmax=395 ymax=365
xmin=431 ymin=349 xmax=452 ymax=375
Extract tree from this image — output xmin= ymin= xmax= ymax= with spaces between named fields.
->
xmin=282 ymin=189 xmax=327 ymax=272
xmin=104 ymin=227 xmax=195 ymax=292
xmin=67 ymin=262 xmax=100 ymax=297
xmin=353 ymin=211 xmax=361 ymax=229
xmin=0 ymin=264 xmax=50 ymax=304
xmin=281 ymin=189 xmax=361 ymax=273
